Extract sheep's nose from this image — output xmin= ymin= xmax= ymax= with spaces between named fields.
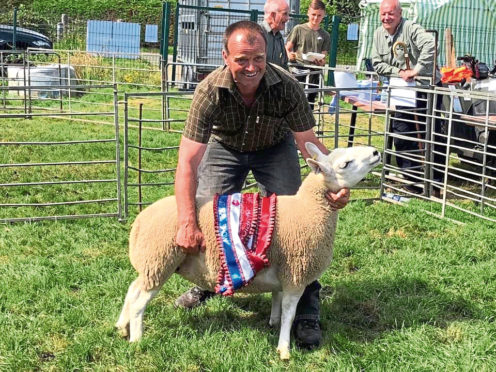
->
xmin=373 ymin=150 xmax=379 ymax=156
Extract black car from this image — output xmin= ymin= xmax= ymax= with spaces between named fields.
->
xmin=0 ymin=24 xmax=52 ymax=51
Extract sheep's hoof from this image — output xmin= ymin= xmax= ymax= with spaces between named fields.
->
xmin=277 ymin=347 xmax=291 ymax=360
xmin=115 ymin=323 xmax=129 ymax=339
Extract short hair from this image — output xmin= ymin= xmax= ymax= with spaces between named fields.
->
xmin=380 ymin=0 xmax=402 ymax=11
xmin=264 ymin=0 xmax=286 ymax=20
xmin=222 ymin=21 xmax=267 ymax=54
xmin=308 ymin=0 xmax=326 ymax=11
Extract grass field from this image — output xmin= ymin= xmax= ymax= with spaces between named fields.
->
xmin=1 ymin=199 xmax=495 ymax=371
xmin=1 ymin=93 xmax=496 ymax=370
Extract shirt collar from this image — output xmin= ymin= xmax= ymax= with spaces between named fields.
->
xmin=262 ymin=20 xmax=281 ymax=37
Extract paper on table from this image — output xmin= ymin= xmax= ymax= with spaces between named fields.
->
xmin=334 ymin=71 xmax=360 ymax=97
xmin=389 ymin=77 xmax=416 ymax=107
xmin=302 ymin=52 xmax=325 ymax=62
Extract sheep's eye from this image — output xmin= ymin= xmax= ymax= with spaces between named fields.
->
xmin=339 ymin=160 xmax=353 ymax=169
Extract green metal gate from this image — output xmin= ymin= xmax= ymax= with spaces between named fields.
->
xmin=160 ymin=2 xmax=340 ymax=87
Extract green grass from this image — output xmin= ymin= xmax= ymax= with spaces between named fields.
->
xmin=1 ymin=89 xmax=496 ymax=370
xmin=1 ymin=201 xmax=495 ymax=370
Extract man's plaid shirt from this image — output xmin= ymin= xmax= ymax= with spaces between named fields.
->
xmin=183 ymin=63 xmax=315 ymax=152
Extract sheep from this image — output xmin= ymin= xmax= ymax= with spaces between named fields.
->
xmin=116 ymin=143 xmax=381 ymax=360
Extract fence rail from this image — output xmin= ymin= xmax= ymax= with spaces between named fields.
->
xmin=0 ymin=83 xmax=122 ymax=223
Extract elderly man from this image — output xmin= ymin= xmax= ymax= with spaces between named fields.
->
xmin=372 ymin=0 xmax=445 ymax=195
xmin=173 ymin=20 xmax=350 ymax=349
xmin=261 ymin=0 xmax=290 ymax=69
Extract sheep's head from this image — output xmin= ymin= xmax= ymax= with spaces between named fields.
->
xmin=305 ymin=143 xmax=381 ymax=192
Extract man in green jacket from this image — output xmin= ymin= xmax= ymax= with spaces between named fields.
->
xmin=372 ymin=0 xmax=445 ymax=196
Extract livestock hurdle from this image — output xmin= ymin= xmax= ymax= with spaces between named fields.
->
xmin=0 ymin=83 xmax=122 ymax=223
xmin=123 ymin=91 xmax=190 ymax=217
xmin=122 ymin=89 xmax=383 ymax=218
xmin=319 ymin=69 xmax=496 ymax=223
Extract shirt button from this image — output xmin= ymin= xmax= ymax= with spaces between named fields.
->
xmin=245 ymin=131 xmax=248 ymax=134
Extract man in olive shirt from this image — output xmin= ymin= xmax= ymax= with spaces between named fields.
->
xmin=261 ymin=0 xmax=290 ymax=69
xmin=174 ymin=21 xmax=350 ymax=349
xmin=371 ymin=0 xmax=445 ymax=194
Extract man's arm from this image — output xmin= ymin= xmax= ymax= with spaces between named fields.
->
xmin=292 ymin=129 xmax=350 ymax=210
xmin=285 ymin=40 xmax=297 ymax=62
xmin=293 ymin=128 xmax=329 ymax=158
xmin=411 ymin=24 xmax=436 ymax=77
xmin=175 ymin=136 xmax=208 ymax=253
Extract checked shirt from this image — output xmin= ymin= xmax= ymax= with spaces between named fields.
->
xmin=183 ymin=63 xmax=315 ymax=152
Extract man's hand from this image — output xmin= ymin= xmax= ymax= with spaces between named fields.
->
xmin=314 ymin=58 xmax=326 ymax=66
xmin=176 ymin=221 xmax=206 ymax=254
xmin=288 ymin=52 xmax=297 ymax=62
xmin=325 ymin=188 xmax=350 ymax=211
xmin=399 ymin=69 xmax=417 ymax=82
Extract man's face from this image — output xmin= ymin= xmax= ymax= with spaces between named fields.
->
xmin=307 ymin=8 xmax=326 ymax=29
xmin=222 ymin=30 xmax=266 ymax=93
xmin=380 ymin=1 xmax=402 ymax=35
xmin=269 ymin=2 xmax=290 ymax=32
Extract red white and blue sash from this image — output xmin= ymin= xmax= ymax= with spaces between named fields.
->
xmin=214 ymin=192 xmax=277 ymax=296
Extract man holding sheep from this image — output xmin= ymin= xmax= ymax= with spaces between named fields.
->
xmin=174 ymin=20 xmax=349 ymax=350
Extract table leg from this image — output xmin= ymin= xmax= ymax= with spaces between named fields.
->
xmin=347 ymin=105 xmax=358 ymax=147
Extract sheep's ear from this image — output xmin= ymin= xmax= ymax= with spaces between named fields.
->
xmin=306 ymin=158 xmax=322 ymax=174
xmin=306 ymin=158 xmax=332 ymax=175
xmin=305 ymin=142 xmax=326 ymax=161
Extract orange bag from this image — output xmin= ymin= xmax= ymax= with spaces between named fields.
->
xmin=441 ymin=66 xmax=473 ymax=84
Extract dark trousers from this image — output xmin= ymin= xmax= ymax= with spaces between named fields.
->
xmin=392 ymin=84 xmax=446 ymax=185
xmin=196 ymin=134 xmax=321 ymax=321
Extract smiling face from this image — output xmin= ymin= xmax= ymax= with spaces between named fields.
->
xmin=267 ymin=0 xmax=290 ymax=32
xmin=379 ymin=0 xmax=402 ymax=35
xmin=222 ymin=29 xmax=266 ymax=95
xmin=307 ymin=8 xmax=325 ymax=30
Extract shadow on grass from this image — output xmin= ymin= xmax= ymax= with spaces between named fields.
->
xmin=321 ymin=276 xmax=477 ymax=342
xmin=146 ymin=275 xmax=478 ymax=346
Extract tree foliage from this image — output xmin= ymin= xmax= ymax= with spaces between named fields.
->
xmin=300 ymin=0 xmax=361 ymax=23
xmin=2 ymin=0 xmax=164 ymax=25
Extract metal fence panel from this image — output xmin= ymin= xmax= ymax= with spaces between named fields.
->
xmin=0 ymin=84 xmax=122 ymax=223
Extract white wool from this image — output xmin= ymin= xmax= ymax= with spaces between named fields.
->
xmin=116 ymin=144 xmax=381 ymax=360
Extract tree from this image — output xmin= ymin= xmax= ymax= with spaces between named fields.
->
xmin=300 ymin=0 xmax=361 ymax=23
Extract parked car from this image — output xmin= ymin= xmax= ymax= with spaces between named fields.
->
xmin=0 ymin=24 xmax=52 ymax=51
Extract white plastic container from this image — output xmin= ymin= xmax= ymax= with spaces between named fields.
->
xmin=7 ymin=64 xmax=78 ymax=98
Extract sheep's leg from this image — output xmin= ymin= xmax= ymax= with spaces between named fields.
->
xmin=269 ymin=291 xmax=282 ymax=327
xmin=277 ymin=288 xmax=304 ymax=360
xmin=116 ymin=278 xmax=141 ymax=338
xmin=116 ymin=277 xmax=162 ymax=342
xmin=128 ymin=284 xmax=160 ymax=342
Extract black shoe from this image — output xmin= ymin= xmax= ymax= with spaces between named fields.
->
xmin=403 ymin=184 xmax=423 ymax=195
xmin=174 ymin=286 xmax=215 ymax=309
xmin=432 ymin=188 xmax=441 ymax=198
xmin=293 ymin=319 xmax=322 ymax=350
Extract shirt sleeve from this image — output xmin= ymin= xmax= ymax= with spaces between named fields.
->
xmin=286 ymin=25 xmax=299 ymax=48
xmin=183 ymin=84 xmax=215 ymax=143
xmin=322 ymin=31 xmax=331 ymax=53
xmin=283 ymin=78 xmax=316 ymax=132
xmin=410 ymin=23 xmax=436 ymax=76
